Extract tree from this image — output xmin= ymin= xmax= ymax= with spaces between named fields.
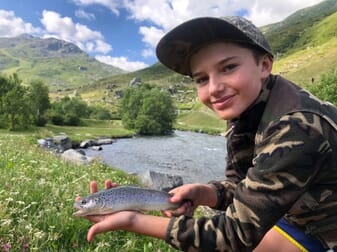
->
xmin=90 ymin=106 xmax=113 ymax=120
xmin=49 ymin=96 xmax=90 ymax=126
xmin=27 ymin=80 xmax=50 ymax=126
xmin=120 ymin=85 xmax=177 ymax=135
xmin=62 ymin=97 xmax=90 ymax=118
xmin=0 ymin=74 xmax=32 ymax=130
xmin=120 ymin=85 xmax=146 ymax=130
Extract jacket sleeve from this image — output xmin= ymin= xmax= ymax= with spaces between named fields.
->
xmin=165 ymin=113 xmax=332 ymax=251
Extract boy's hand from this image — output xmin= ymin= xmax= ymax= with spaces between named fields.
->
xmin=163 ymin=183 xmax=217 ymax=217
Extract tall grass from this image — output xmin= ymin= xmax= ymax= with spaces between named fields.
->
xmin=0 ymin=132 xmax=176 ymax=251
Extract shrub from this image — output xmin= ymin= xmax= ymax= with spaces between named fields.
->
xmin=64 ymin=113 xmax=81 ymax=126
xmin=48 ymin=111 xmax=64 ymax=125
xmin=307 ymin=68 xmax=337 ymax=106
xmin=90 ymin=106 xmax=112 ymax=120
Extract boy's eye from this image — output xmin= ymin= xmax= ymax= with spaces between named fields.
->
xmin=222 ymin=64 xmax=237 ymax=72
xmin=194 ymin=76 xmax=208 ymax=85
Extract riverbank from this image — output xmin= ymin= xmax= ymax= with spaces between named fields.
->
xmin=36 ymin=118 xmax=226 ymax=147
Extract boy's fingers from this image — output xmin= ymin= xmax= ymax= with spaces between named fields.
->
xmin=105 ymin=180 xmax=118 ymax=189
xmin=162 ymin=210 xmax=173 ymax=218
xmin=167 ymin=201 xmax=194 ymax=217
xmin=89 ymin=180 xmax=117 ymax=194
xmin=90 ymin=181 xmax=98 ymax=193
xmin=105 ymin=179 xmax=112 ymax=189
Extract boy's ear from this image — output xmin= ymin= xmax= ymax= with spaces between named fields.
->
xmin=260 ymin=54 xmax=273 ymax=77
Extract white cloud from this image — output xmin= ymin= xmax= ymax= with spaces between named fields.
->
xmin=95 ymin=55 xmax=149 ymax=71
xmin=75 ymin=9 xmax=96 ymax=20
xmin=132 ymin=0 xmax=324 ymax=27
xmin=94 ymin=39 xmax=113 ymax=53
xmin=139 ymin=25 xmax=164 ymax=48
xmin=123 ymin=0 xmax=326 ymax=49
xmin=0 ymin=9 xmax=41 ymax=37
xmin=72 ymin=0 xmax=122 ymax=15
xmin=142 ymin=48 xmax=154 ymax=58
xmin=41 ymin=10 xmax=112 ymax=54
xmin=245 ymin=0 xmax=327 ymax=26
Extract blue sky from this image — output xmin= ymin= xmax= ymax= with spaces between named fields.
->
xmin=0 ymin=0 xmax=325 ymax=71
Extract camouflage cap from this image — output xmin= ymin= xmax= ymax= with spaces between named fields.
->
xmin=156 ymin=16 xmax=273 ymax=76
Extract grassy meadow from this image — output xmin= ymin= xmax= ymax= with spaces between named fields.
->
xmin=176 ymin=104 xmax=227 ymax=134
xmin=40 ymin=120 xmax=135 ymax=143
xmin=0 ymin=125 xmax=180 ymax=251
xmin=0 ymin=110 xmax=227 ymax=251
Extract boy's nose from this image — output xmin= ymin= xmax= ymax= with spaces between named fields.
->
xmin=209 ymin=75 xmax=225 ymax=95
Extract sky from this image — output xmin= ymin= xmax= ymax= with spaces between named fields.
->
xmin=0 ymin=0 xmax=326 ymax=72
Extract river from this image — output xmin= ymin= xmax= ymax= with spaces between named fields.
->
xmin=83 ymin=130 xmax=227 ymax=184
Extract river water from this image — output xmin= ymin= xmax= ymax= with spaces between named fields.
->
xmin=83 ymin=130 xmax=227 ymax=184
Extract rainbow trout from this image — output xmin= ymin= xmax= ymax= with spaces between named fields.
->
xmin=73 ymin=185 xmax=179 ymax=217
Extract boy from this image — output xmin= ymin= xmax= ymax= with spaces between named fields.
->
xmin=81 ymin=16 xmax=337 ymax=251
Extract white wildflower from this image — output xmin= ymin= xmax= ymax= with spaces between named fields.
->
xmin=34 ymin=230 xmax=45 ymax=239
xmin=1 ymin=219 xmax=12 ymax=226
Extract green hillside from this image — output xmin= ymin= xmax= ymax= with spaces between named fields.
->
xmin=272 ymin=10 xmax=337 ymax=85
xmin=0 ymin=34 xmax=124 ymax=91
xmin=85 ymin=62 xmax=191 ymax=91
xmin=262 ymin=0 xmax=337 ymax=55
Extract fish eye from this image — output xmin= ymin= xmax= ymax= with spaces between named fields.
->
xmin=81 ymin=199 xmax=87 ymax=204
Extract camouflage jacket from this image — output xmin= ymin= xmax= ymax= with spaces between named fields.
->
xmin=165 ymin=75 xmax=337 ymax=251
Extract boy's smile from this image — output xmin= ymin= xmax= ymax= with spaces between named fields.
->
xmin=190 ymin=42 xmax=272 ymax=120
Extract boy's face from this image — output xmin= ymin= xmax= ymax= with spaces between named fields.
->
xmin=190 ymin=42 xmax=272 ymax=120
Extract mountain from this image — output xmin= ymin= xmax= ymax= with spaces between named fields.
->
xmin=261 ymin=0 xmax=337 ymax=55
xmin=265 ymin=0 xmax=337 ymax=84
xmin=0 ymin=34 xmax=124 ymax=91
xmin=1 ymin=0 xmax=337 ymax=97
xmin=90 ymin=0 xmax=337 ymax=89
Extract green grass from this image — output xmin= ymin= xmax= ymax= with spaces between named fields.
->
xmin=35 ymin=120 xmax=134 ymax=143
xmin=0 ymin=130 xmax=177 ymax=251
xmin=272 ymin=38 xmax=337 ymax=86
xmin=175 ymin=102 xmax=227 ymax=134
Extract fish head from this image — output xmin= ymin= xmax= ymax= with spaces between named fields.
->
xmin=73 ymin=194 xmax=105 ymax=217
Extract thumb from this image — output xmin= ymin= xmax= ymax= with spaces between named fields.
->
xmin=169 ymin=192 xmax=183 ymax=203
xmin=87 ymin=222 xmax=111 ymax=242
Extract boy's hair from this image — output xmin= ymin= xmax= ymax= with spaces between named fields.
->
xmin=236 ymin=42 xmax=271 ymax=65
xmin=156 ymin=16 xmax=273 ymax=76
